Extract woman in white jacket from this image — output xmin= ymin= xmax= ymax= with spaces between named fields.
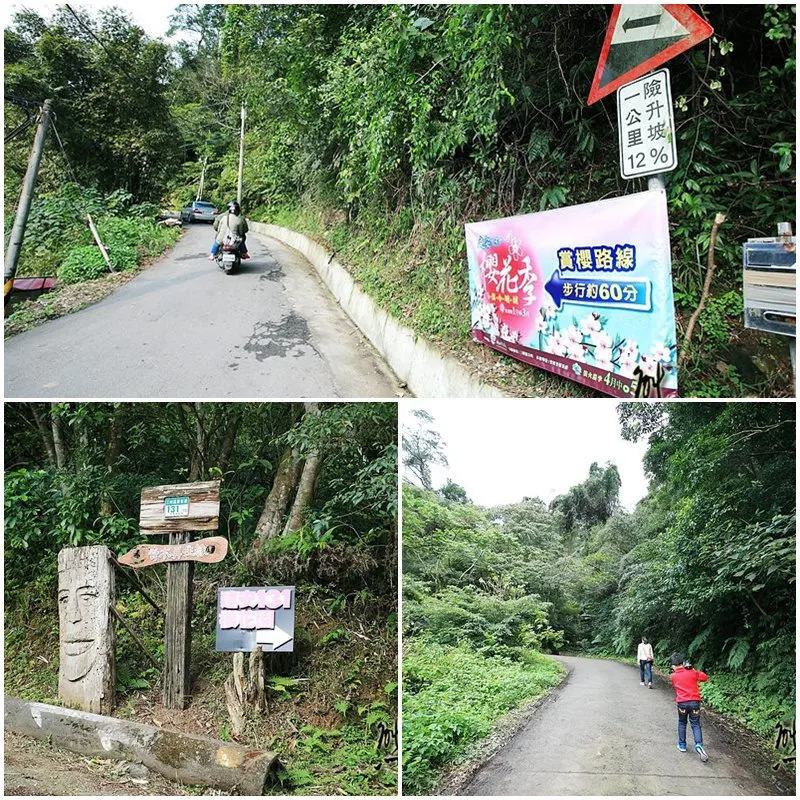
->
xmin=637 ymin=636 xmax=654 ymax=688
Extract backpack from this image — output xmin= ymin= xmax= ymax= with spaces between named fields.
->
xmin=221 ymin=214 xmax=243 ymax=250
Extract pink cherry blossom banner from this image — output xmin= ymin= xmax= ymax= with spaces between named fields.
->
xmin=466 ymin=189 xmax=678 ymax=397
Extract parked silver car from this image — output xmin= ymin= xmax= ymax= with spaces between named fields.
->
xmin=180 ymin=200 xmax=218 ymax=224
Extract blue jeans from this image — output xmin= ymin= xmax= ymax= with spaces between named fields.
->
xmin=677 ymin=701 xmax=703 ymax=746
xmin=639 ymin=660 xmax=652 ymax=683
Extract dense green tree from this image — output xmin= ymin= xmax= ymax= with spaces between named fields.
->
xmin=4 ymin=402 xmax=397 ymax=601
xmin=550 ymin=462 xmax=621 ymax=538
xmin=440 ymin=479 xmax=470 ymax=504
xmin=402 ymin=409 xmax=448 ymax=491
xmin=5 ymin=7 xmax=181 ymax=201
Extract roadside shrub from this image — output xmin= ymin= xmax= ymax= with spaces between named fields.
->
xmin=57 ymin=245 xmax=108 ymax=284
xmin=4 ymin=466 xmax=140 ymax=599
xmin=107 ymin=244 xmax=138 ymax=271
xmin=403 ymin=638 xmax=564 ymax=794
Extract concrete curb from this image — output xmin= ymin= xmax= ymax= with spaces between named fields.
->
xmin=249 ymin=221 xmax=507 ymax=398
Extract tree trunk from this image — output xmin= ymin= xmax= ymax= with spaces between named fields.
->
xmin=178 ymin=403 xmax=208 ymax=481
xmin=51 ymin=403 xmax=67 ymax=469
xmin=190 ymin=402 xmax=205 ymax=480
xmin=282 ymin=403 xmax=322 ymax=535
xmin=224 ymin=648 xmax=268 ymax=738
xmin=252 ymin=448 xmax=301 ymax=546
xmin=99 ymin=405 xmax=125 ymax=518
xmin=31 ymin=403 xmax=57 ymax=469
xmin=217 ymin=409 xmax=241 ymax=476
xmin=282 ymin=451 xmax=321 ymax=535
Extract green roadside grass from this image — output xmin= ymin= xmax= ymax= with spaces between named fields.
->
xmin=402 ymin=639 xmax=566 ymax=795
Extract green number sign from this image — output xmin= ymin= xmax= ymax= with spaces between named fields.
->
xmin=164 ymin=496 xmax=190 ymax=518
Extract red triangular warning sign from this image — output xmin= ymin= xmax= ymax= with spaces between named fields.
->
xmin=588 ymin=5 xmax=714 ymax=105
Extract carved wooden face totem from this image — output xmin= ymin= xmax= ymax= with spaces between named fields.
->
xmin=58 ymin=580 xmax=102 ymax=681
xmin=57 ymin=546 xmax=115 ymax=714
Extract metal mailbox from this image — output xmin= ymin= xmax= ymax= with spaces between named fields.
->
xmin=742 ymin=231 xmax=796 ymax=338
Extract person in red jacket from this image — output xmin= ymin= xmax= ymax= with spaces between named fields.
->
xmin=670 ymin=652 xmax=709 ymax=762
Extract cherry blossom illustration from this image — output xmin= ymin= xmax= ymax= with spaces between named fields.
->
xmin=533 ymin=307 xmax=676 ymax=384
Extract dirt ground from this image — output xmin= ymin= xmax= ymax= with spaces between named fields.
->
xmin=3 ymin=730 xmax=216 ymax=796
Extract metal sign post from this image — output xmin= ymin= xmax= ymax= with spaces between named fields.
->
xmin=129 ymin=480 xmax=223 ymax=709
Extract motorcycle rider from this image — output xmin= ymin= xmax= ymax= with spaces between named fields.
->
xmin=208 ymin=201 xmax=250 ymax=260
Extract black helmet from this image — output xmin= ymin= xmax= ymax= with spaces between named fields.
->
xmin=669 ymin=652 xmax=685 ymax=667
xmin=228 ymin=201 xmax=240 ymax=214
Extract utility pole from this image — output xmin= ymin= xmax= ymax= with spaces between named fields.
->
xmin=197 ymin=155 xmax=208 ymax=202
xmin=4 ymin=98 xmax=53 ymax=306
xmin=237 ymin=104 xmax=246 ymax=206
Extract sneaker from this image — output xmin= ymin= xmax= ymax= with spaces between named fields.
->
xmin=648 ymin=683 xmax=653 ymax=689
xmin=640 ymin=681 xmax=645 ymax=685
xmin=241 ymin=253 xmax=251 ymax=260
xmin=677 ymin=743 xmax=687 ymax=752
xmin=695 ymin=744 xmax=708 ymax=762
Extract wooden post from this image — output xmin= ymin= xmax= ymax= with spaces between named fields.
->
xmin=4 ymin=99 xmax=53 ymax=306
xmin=86 ymin=213 xmax=114 ymax=272
xmin=58 ymin=546 xmax=115 ymax=715
xmin=163 ymin=531 xmax=193 ymax=709
xmin=139 ymin=481 xmax=221 ymax=710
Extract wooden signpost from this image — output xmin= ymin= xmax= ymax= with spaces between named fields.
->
xmin=126 ymin=480 xmax=225 ymax=709
xmin=118 ymin=536 xmax=228 ymax=568
xmin=139 ymin=481 xmax=221 ymax=533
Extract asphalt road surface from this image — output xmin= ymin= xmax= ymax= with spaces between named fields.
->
xmin=5 ymin=224 xmax=400 ymax=398
xmin=462 ymin=656 xmax=778 ymax=796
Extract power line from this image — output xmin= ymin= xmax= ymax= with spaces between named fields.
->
xmin=49 ymin=113 xmax=81 ymax=186
xmin=64 ymin=4 xmax=115 ymax=59
xmin=5 ymin=114 xmax=38 ymax=143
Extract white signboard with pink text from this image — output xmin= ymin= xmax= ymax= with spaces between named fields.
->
xmin=216 ymin=586 xmax=295 ymax=652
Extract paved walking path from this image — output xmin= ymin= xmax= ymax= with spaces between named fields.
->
xmin=462 ymin=656 xmax=779 ymax=796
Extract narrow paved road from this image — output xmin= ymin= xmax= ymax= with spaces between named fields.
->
xmin=5 ymin=224 xmax=400 ymax=398
xmin=463 ymin=656 xmax=779 ymax=796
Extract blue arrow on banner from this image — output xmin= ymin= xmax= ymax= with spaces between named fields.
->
xmin=545 ymin=270 xmax=652 ymax=312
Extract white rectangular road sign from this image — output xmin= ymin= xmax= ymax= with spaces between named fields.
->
xmin=617 ymin=68 xmax=677 ymax=179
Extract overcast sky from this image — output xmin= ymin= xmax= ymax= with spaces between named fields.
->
xmin=3 ymin=2 xmax=182 ymax=40
xmin=401 ymin=400 xmax=650 ymax=511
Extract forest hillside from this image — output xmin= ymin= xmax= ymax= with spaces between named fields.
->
xmin=402 ymin=401 xmax=795 ymax=793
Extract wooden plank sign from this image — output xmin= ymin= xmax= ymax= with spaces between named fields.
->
xmin=140 ymin=480 xmax=220 ymax=533
xmin=119 ymin=536 xmax=229 ymax=569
